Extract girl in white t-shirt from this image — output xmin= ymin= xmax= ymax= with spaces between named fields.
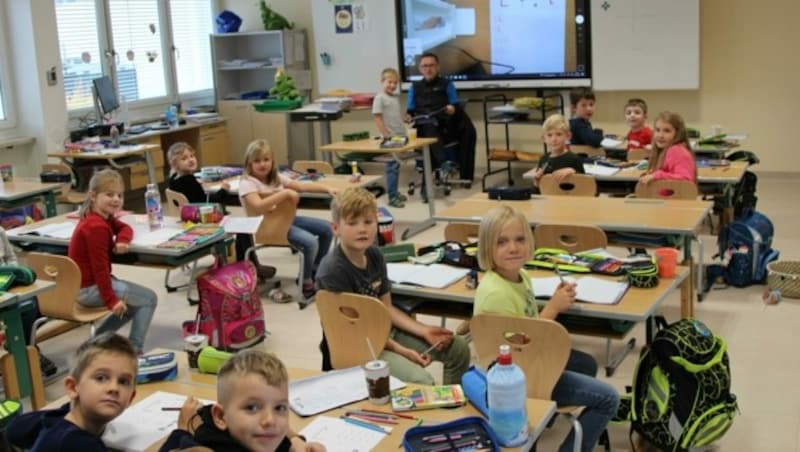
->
xmin=238 ymin=139 xmax=336 ymax=304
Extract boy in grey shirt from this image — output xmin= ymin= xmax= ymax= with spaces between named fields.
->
xmin=372 ymin=68 xmax=407 ymax=207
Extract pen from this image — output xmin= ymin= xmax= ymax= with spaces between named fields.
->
xmin=421 ymin=340 xmax=443 ymax=356
xmin=161 ymin=407 xmax=182 ymax=411
xmin=359 ymin=408 xmax=418 ymax=420
xmin=555 ymin=265 xmax=565 ymax=284
xmin=341 ymin=416 xmax=389 ymax=434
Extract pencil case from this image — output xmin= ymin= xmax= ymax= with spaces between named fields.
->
xmin=137 ymin=351 xmax=178 ymax=384
xmin=402 ymin=416 xmax=501 ymax=452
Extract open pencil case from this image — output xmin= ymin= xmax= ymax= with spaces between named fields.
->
xmin=402 ymin=416 xmax=500 ymax=452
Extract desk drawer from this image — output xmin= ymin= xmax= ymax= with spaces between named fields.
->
xmin=130 ymin=168 xmax=164 ymax=190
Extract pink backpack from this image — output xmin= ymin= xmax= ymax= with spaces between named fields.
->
xmin=183 ymin=260 xmax=266 ymax=350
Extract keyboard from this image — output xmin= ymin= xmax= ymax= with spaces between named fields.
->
xmin=127 ymin=125 xmax=149 ymax=134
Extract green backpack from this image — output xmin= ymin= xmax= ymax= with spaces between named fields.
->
xmin=617 ymin=318 xmax=738 ymax=451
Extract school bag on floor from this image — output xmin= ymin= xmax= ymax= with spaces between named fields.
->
xmin=715 ymin=210 xmax=779 ymax=287
xmin=615 ymin=318 xmax=738 ymax=451
xmin=182 ymin=260 xmax=266 ymax=351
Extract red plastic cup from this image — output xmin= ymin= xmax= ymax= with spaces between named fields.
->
xmin=655 ymin=247 xmax=679 ymax=278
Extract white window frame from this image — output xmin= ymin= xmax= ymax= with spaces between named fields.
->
xmin=0 ymin=1 xmax=17 ymax=129
xmin=58 ymin=0 xmax=214 ymax=119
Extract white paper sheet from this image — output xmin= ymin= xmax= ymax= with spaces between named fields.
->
xmin=583 ymin=163 xmax=621 ymax=176
xmin=600 ymin=137 xmax=625 ymax=149
xmin=102 ymin=391 xmax=215 ymax=452
xmin=299 ymin=416 xmax=387 ymax=452
xmin=386 ymin=263 xmax=469 ymax=289
xmin=130 ymin=226 xmax=184 ymax=247
xmin=532 ymin=276 xmax=629 ymax=305
xmin=220 ymin=215 xmax=263 ymax=234
xmin=289 ymin=366 xmax=405 ymax=417
xmin=27 ymin=221 xmax=76 ymax=239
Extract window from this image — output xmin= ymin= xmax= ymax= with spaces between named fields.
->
xmin=0 ymin=2 xmax=14 ymax=126
xmin=55 ymin=0 xmax=214 ymax=115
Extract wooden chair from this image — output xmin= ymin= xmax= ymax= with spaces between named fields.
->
xmin=539 ymin=174 xmax=597 ymax=197
xmin=471 ymin=314 xmax=582 ymax=451
xmin=443 ymin=223 xmax=479 ymax=243
xmin=164 ymin=188 xmax=189 ymax=217
xmin=41 ymin=163 xmax=87 ymax=207
xmin=25 ymin=253 xmax=108 ymax=346
xmin=634 ymin=180 xmax=698 ymax=200
xmin=292 ymin=160 xmax=334 ymax=175
xmin=626 ymin=148 xmax=648 ymax=162
xmin=534 ymin=224 xmax=608 ymax=253
xmin=247 ymin=199 xmax=302 ymax=284
xmin=570 ymin=145 xmax=605 ymax=158
xmin=0 ymin=345 xmax=47 ymax=409
xmin=316 ymin=290 xmax=392 ymax=369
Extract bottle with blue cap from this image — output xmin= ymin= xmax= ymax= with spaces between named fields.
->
xmin=487 ymin=344 xmax=529 ymax=446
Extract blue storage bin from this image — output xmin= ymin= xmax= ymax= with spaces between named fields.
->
xmin=216 ymin=10 xmax=242 ymax=33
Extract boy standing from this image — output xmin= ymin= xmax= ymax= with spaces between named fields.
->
xmin=372 ymin=68 xmax=408 ymax=208
xmin=624 ymin=98 xmax=653 ymax=150
xmin=316 ymin=187 xmax=470 ymax=385
xmin=532 ymin=114 xmax=585 ymax=189
xmin=160 ymin=349 xmax=324 ymax=452
xmin=568 ymin=87 xmax=603 ymax=147
xmin=7 ymin=333 xmax=138 ymax=451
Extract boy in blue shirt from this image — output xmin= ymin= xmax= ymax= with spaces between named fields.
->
xmin=568 ymin=87 xmax=604 ymax=147
xmin=7 ymin=333 xmax=138 ymax=451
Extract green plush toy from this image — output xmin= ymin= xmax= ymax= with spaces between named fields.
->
xmin=268 ymin=69 xmax=302 ymax=102
xmin=259 ymin=1 xmax=294 ymax=30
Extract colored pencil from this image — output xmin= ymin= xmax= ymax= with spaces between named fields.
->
xmin=346 ymin=413 xmax=399 ymax=425
xmin=341 ymin=416 xmax=389 ymax=434
xmin=361 ymin=408 xmax=418 ymax=420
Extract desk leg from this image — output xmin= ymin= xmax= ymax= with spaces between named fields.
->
xmin=43 ymin=191 xmax=58 ymax=217
xmin=322 ymin=150 xmax=333 ymax=166
xmin=681 ymin=238 xmax=695 ymax=318
xmin=0 ymin=305 xmax=32 ymax=397
xmin=401 ymin=144 xmax=437 ymax=240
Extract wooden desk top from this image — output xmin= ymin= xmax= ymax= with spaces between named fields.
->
xmin=0 ymin=178 xmax=64 ymax=201
xmin=9 ymin=280 xmax=56 ymax=300
xmin=47 ymin=143 xmax=159 ymax=160
xmin=393 ymin=266 xmax=689 ymax=322
xmin=45 ymin=349 xmax=555 ymax=452
xmin=435 ymin=193 xmax=711 ymax=235
xmin=121 ymin=118 xmax=227 ymax=142
xmin=594 ymin=160 xmax=747 ymax=184
xmin=320 ymin=137 xmax=437 ymax=153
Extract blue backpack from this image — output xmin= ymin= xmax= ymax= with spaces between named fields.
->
xmin=716 ymin=210 xmax=779 ymax=287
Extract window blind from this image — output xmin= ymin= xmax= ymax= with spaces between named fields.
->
xmin=170 ymin=0 xmax=213 ymax=95
xmin=55 ymin=0 xmax=103 ymax=111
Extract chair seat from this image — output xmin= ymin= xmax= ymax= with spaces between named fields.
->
xmin=35 ymin=319 xmax=83 ymax=344
xmin=58 ymin=192 xmax=87 ymax=205
xmin=72 ymin=305 xmax=111 ymax=323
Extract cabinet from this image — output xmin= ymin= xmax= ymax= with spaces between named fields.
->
xmin=197 ymin=123 xmax=231 ymax=167
xmin=211 ymin=30 xmax=309 ymax=103
xmin=481 ymin=92 xmax=564 ymax=190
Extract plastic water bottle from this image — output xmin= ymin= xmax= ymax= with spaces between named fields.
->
xmin=166 ymin=105 xmax=178 ymax=127
xmin=487 ymin=344 xmax=529 ymax=447
xmin=109 ymin=125 xmax=120 ymax=148
xmin=144 ymin=183 xmax=163 ymax=230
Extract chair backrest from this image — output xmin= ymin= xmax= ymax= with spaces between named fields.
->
xmin=251 ymin=200 xmax=296 ymax=247
xmin=570 ymin=145 xmax=605 ymax=158
xmin=444 ymin=223 xmax=479 ymax=243
xmin=25 ymin=253 xmax=107 ymax=322
xmin=471 ymin=314 xmax=571 ymax=399
xmin=538 ymin=174 xmax=597 ymax=196
xmin=635 ymin=180 xmax=698 ymax=200
xmin=292 ymin=160 xmax=334 ymax=175
xmin=627 ymin=148 xmax=648 ymax=162
xmin=534 ymin=224 xmax=608 ymax=253
xmin=316 ymin=290 xmax=393 ymax=369
xmin=164 ymin=188 xmax=190 ymax=217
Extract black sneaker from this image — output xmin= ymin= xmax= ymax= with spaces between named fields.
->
xmin=255 ymin=264 xmax=277 ymax=279
xmin=39 ymin=354 xmax=58 ymax=378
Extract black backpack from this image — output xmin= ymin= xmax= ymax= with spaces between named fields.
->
xmin=727 ymin=150 xmax=760 ymax=219
xmin=616 ymin=318 xmax=738 ymax=451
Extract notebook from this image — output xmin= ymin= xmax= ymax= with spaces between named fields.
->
xmin=386 ymin=263 xmax=470 ymax=289
xmin=531 ymin=275 xmax=629 ymax=305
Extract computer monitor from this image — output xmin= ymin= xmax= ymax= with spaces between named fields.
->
xmin=92 ymin=75 xmax=119 ymax=120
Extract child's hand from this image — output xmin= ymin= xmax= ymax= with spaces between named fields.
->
xmin=629 ymin=139 xmax=641 ymax=148
xmin=553 ymin=167 xmax=576 ymax=183
xmin=220 ymin=182 xmax=231 ymax=191
xmin=639 ymin=173 xmax=655 ymax=185
xmin=549 ymin=282 xmax=576 ymax=313
xmin=286 ymin=189 xmax=300 ymax=205
xmin=114 ymin=242 xmax=130 ymax=254
xmin=445 ymin=104 xmax=456 ymax=115
xmin=402 ymin=347 xmax=433 ymax=367
xmin=290 ymin=437 xmax=327 ymax=452
xmin=404 ymin=113 xmax=412 ymax=123
xmin=111 ymin=301 xmax=128 ymax=318
xmin=327 ymin=187 xmax=338 ymax=196
xmin=422 ymin=326 xmax=454 ymax=351
xmin=177 ymin=396 xmax=202 ymax=432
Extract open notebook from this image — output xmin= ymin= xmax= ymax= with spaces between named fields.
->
xmin=289 ymin=366 xmax=405 ymax=416
xmin=531 ymin=275 xmax=629 ymax=305
xmin=386 ymin=263 xmax=469 ymax=289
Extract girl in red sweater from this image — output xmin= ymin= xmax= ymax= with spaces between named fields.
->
xmin=639 ymin=111 xmax=697 ymax=185
xmin=68 ymin=169 xmax=157 ymax=353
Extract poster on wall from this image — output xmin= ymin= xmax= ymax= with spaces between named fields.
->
xmin=334 ymin=4 xmax=353 ymax=34
xmin=353 ymin=4 xmax=368 ymax=32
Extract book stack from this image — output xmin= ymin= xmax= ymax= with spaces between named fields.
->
xmin=157 ymin=225 xmax=224 ymax=250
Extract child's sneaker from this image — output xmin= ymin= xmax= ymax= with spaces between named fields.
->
xmin=397 ymin=193 xmax=408 ymax=202
xmin=389 ymin=196 xmax=405 ymax=208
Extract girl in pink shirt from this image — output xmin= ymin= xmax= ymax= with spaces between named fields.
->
xmin=639 ymin=111 xmax=697 ymax=185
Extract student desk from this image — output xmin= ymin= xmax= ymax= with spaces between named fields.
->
xmin=434 ymin=194 xmax=711 ymax=315
xmin=204 ymin=174 xmax=385 ymax=200
xmin=5 ymin=213 xmax=231 ymax=268
xmin=0 ymin=280 xmax=56 ymax=399
xmin=48 ymin=144 xmax=161 ymax=190
xmin=0 ymin=178 xmax=64 ymax=218
xmin=588 ymin=160 xmax=747 ymax=185
xmin=42 ymin=349 xmax=556 ymax=452
xmin=320 ymin=137 xmax=439 ymax=239
xmin=393 ymin=265 xmax=690 ymax=375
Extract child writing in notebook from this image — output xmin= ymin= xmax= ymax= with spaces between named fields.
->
xmin=568 ymin=87 xmax=603 ymax=147
xmin=531 ymin=114 xmax=585 ymax=190
xmin=68 ymin=169 xmax=157 ymax=353
xmin=316 ymin=187 xmax=470 ymax=383
xmin=372 ymin=67 xmax=408 ymax=208
xmin=473 ymin=205 xmax=619 ymax=452
xmin=7 ymin=333 xmax=138 ymax=451
xmin=639 ymin=111 xmax=697 ymax=185
xmin=167 ymin=142 xmax=276 ymax=279
xmin=624 ymin=98 xmax=653 ymax=151
xmin=160 ymin=349 xmax=325 ymax=452
xmin=239 ymin=139 xmax=335 ymax=304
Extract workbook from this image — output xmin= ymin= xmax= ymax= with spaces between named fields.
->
xmin=391 ymin=384 xmax=467 ymax=411
xmin=386 ymin=263 xmax=469 ymax=289
xmin=531 ymin=275 xmax=629 ymax=305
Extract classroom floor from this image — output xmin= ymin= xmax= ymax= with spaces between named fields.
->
xmin=30 ymin=171 xmax=800 ymax=451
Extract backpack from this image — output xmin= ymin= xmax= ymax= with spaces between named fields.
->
xmin=182 ymin=260 xmax=266 ymax=351
xmin=716 ymin=210 xmax=779 ymax=287
xmin=726 ymin=150 xmax=759 ymax=219
xmin=619 ymin=318 xmax=738 ymax=451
